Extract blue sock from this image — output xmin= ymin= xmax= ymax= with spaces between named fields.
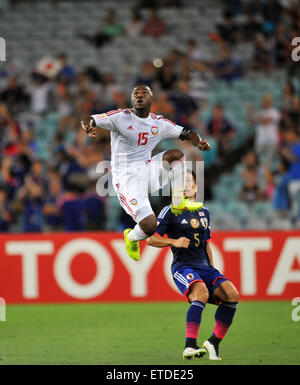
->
xmin=185 ymin=301 xmax=206 ymax=348
xmin=211 ymin=301 xmax=238 ymax=341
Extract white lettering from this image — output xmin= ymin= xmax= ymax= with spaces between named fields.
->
xmin=0 ymin=37 xmax=5 ymax=61
xmin=267 ymin=238 xmax=300 ymax=295
xmin=112 ymin=240 xmax=160 ymax=297
xmin=54 ymin=239 xmax=113 ymax=299
xmin=6 ymin=241 xmax=53 ymax=298
xmin=224 ymin=238 xmax=271 ymax=295
xmin=291 ymin=37 xmax=300 ymax=62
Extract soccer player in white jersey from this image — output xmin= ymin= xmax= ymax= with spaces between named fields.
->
xmin=81 ymin=84 xmax=210 ymax=260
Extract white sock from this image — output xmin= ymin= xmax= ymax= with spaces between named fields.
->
xmin=127 ymin=224 xmax=148 ymax=241
xmin=169 ymin=156 xmax=186 ymax=206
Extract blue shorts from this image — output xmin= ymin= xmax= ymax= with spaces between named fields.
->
xmin=172 ymin=265 xmax=229 ymax=304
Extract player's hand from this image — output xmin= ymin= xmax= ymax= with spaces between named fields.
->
xmin=81 ymin=118 xmax=97 ymax=139
xmin=198 ymin=139 xmax=211 ymax=151
xmin=172 ymin=237 xmax=190 ymax=248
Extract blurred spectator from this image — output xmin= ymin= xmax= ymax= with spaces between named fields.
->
xmin=0 ymin=103 xmax=21 ymax=155
xmin=214 ymin=46 xmax=242 ymax=82
xmin=280 ymin=128 xmax=300 ymax=181
xmin=142 ymin=8 xmax=168 ymax=38
xmin=216 ymin=11 xmax=239 ymax=44
xmin=102 ymin=73 xmax=123 ymax=109
xmin=43 ymin=176 xmax=63 ymax=231
xmin=57 ymin=53 xmax=76 ymax=82
xmin=155 ymin=60 xmax=178 ymax=91
xmin=251 ymin=94 xmax=281 ymax=163
xmin=134 ymin=61 xmax=156 ymax=88
xmin=56 ymin=80 xmax=77 ymax=132
xmin=206 ymin=104 xmax=235 ymax=159
xmin=79 ymin=10 xmax=123 ymax=48
xmin=188 ymin=60 xmax=212 ymax=105
xmin=125 ymin=9 xmax=144 ymax=40
xmin=151 ymin=90 xmax=175 ymax=120
xmin=261 ymin=0 xmax=282 ymax=37
xmin=240 ymin=12 xmax=262 ymax=42
xmin=17 ymin=160 xmax=47 ymax=232
xmin=186 ymin=39 xmax=204 ymax=63
xmin=101 ymin=10 xmax=124 ymax=39
xmin=274 ymin=22 xmax=290 ymax=67
xmin=27 ymin=73 xmax=54 ymax=115
xmin=281 ymin=82 xmax=300 ymax=130
xmin=169 ymin=80 xmax=199 ymax=130
xmin=252 ymin=34 xmax=273 ymax=72
xmin=239 ymin=168 xmax=266 ymax=205
xmin=0 ymin=76 xmax=29 ymax=114
xmin=0 ymin=186 xmax=12 ymax=232
xmin=57 ymin=175 xmax=86 ymax=232
xmin=265 ymin=160 xmax=290 ymax=214
xmin=84 ymin=180 xmax=106 ymax=231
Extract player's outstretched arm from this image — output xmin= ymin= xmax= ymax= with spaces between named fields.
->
xmin=147 ymin=235 xmax=190 ymax=248
xmin=206 ymin=241 xmax=214 ymax=267
xmin=180 ymin=129 xmax=211 ymax=151
xmin=81 ymin=117 xmax=97 ymax=139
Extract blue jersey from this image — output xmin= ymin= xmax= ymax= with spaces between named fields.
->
xmin=156 ymin=205 xmax=212 ymax=273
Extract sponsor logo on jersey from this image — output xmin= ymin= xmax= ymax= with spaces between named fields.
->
xmin=190 ymin=218 xmax=200 ymax=229
xmin=151 ymin=126 xmax=159 ymax=135
xmin=181 ymin=219 xmax=188 ymax=224
xmin=130 ymin=198 xmax=137 ymax=206
xmin=198 ymin=212 xmax=205 ymax=217
xmin=186 ymin=273 xmax=194 ymax=280
xmin=127 ymin=125 xmax=133 ymax=130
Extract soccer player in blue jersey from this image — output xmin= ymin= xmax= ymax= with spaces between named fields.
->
xmin=147 ymin=171 xmax=239 ymax=360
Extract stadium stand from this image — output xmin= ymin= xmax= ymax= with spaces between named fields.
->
xmin=0 ymin=0 xmax=299 ymax=231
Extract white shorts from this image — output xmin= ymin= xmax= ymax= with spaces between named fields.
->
xmin=112 ymin=151 xmax=169 ymax=223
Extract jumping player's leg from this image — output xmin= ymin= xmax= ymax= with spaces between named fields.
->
xmin=163 ymin=149 xmax=186 ymax=207
xmin=127 ymin=214 xmax=157 ymax=241
xmin=203 ymin=280 xmax=239 ymax=360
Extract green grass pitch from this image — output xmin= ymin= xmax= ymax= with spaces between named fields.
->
xmin=0 ymin=301 xmax=299 ymax=365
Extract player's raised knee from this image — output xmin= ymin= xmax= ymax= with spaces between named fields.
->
xmin=226 ymin=287 xmax=239 ymax=302
xmin=139 ymin=215 xmax=157 ymax=237
xmin=163 ymin=149 xmax=185 ymax=165
xmin=188 ymin=282 xmax=209 ymax=304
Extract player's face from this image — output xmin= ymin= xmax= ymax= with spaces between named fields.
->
xmin=184 ymin=173 xmax=197 ymax=200
xmin=131 ymin=86 xmax=153 ymax=110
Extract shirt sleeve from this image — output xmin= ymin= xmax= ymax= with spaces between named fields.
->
xmin=90 ymin=110 xmax=120 ymax=132
xmin=162 ymin=117 xmax=184 ymax=139
xmin=155 ymin=205 xmax=172 ymax=237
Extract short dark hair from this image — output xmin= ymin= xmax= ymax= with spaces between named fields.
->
xmin=133 ymin=83 xmax=152 ymax=91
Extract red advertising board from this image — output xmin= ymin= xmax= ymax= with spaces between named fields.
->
xmin=0 ymin=231 xmax=300 ymax=304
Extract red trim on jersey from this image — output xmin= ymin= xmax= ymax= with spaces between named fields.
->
xmin=212 ymin=276 xmax=228 ymax=287
xmin=162 ymin=117 xmax=176 ymax=126
xmin=106 ymin=108 xmax=122 ymax=116
xmin=154 ymin=232 xmax=168 ymax=238
xmin=118 ymin=193 xmax=136 ymax=219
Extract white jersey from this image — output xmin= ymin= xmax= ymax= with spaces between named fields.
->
xmin=91 ymin=108 xmax=184 ymax=173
